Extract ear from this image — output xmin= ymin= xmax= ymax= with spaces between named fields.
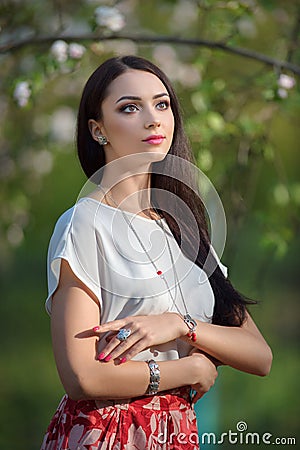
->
xmin=88 ymin=119 xmax=105 ymax=142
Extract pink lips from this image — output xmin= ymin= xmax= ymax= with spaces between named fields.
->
xmin=143 ymin=135 xmax=165 ymax=145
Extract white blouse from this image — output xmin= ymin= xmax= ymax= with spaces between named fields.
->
xmin=46 ymin=197 xmax=227 ymax=362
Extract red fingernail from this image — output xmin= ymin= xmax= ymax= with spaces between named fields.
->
xmin=97 ymin=352 xmax=105 ymax=361
xmin=93 ymin=326 xmax=100 ymax=332
xmin=104 ymin=355 xmax=112 ymax=362
xmin=119 ymin=357 xmax=127 ymax=364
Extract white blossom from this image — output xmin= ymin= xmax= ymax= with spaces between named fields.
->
xmin=278 ymin=74 xmax=296 ymax=90
xmin=7 ymin=223 xmax=24 ymax=246
xmin=32 ymin=150 xmax=53 ymax=175
xmin=95 ymin=6 xmax=125 ymax=32
xmin=277 ymin=88 xmax=288 ymax=99
xmin=170 ymin=0 xmax=198 ymax=31
xmin=236 ymin=18 xmax=257 ymax=38
xmin=14 ymin=81 xmax=31 ymax=107
xmin=51 ymin=40 xmax=69 ymax=63
xmin=69 ymin=42 xmax=86 ymax=59
xmin=177 ymin=64 xmax=201 ymax=87
xmin=50 ymin=107 xmax=76 ymax=143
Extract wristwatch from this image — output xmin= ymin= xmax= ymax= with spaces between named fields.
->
xmin=146 ymin=359 xmax=160 ymax=395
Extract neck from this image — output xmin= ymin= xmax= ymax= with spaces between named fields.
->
xmin=99 ymin=160 xmax=155 ymax=218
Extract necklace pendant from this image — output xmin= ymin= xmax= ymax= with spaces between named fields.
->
xmin=157 ymin=270 xmax=163 ymax=276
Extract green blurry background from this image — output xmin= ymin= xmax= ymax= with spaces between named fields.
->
xmin=0 ymin=1 xmax=299 ymax=449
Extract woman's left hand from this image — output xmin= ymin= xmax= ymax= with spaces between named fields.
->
xmin=189 ymin=348 xmax=221 ymax=403
xmin=92 ymin=313 xmax=188 ymax=363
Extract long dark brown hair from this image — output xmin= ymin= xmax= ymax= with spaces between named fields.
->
xmin=77 ymin=55 xmax=255 ymax=326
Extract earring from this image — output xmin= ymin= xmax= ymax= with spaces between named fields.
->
xmin=97 ymin=135 xmax=108 ymax=146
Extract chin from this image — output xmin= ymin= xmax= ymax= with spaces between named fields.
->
xmin=142 ymin=149 xmax=168 ymax=162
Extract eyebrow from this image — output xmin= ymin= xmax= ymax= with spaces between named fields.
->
xmin=115 ymin=93 xmax=169 ymax=104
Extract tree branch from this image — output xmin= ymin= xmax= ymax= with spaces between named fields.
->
xmin=1 ymin=32 xmax=300 ymax=76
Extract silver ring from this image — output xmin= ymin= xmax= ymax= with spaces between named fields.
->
xmin=116 ymin=328 xmax=131 ymax=342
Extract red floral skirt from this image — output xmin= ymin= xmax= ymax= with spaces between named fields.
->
xmin=40 ymin=386 xmax=199 ymax=449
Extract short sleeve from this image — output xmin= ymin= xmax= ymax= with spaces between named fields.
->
xmin=45 ymin=203 xmax=102 ymax=314
xmin=218 ymin=260 xmax=228 ymax=278
xmin=210 ymin=245 xmax=228 ymax=278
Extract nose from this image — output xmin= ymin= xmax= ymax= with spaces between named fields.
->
xmin=144 ymin=117 xmax=161 ymax=129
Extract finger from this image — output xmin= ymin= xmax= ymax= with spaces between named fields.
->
xmin=93 ymin=319 xmax=128 ymax=334
xmin=105 ymin=332 xmax=118 ymax=343
xmin=102 ymin=325 xmax=150 ymax=363
xmin=97 ymin=330 xmax=139 ymax=361
xmin=107 ymin=330 xmax=146 ymax=362
xmin=117 ymin=338 xmax=150 ymax=363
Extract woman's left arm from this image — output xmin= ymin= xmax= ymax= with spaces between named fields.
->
xmin=183 ymin=311 xmax=273 ymax=376
xmin=94 ymin=310 xmax=272 ymax=377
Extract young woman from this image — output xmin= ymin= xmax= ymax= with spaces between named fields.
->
xmin=41 ymin=55 xmax=272 ymax=449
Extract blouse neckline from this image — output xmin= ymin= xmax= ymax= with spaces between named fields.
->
xmin=79 ymin=196 xmax=167 ymax=224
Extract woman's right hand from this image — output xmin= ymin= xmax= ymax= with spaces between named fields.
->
xmin=188 ymin=352 xmax=218 ymax=403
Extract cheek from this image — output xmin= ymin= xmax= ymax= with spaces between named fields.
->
xmin=168 ymin=113 xmax=175 ymax=135
xmin=104 ymin=116 xmax=131 ymax=139
xmin=105 ymin=117 xmax=139 ymax=150
xmin=116 ymin=113 xmax=138 ymax=129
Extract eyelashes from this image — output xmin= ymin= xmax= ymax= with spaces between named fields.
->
xmin=119 ymin=104 xmax=139 ymax=113
xmin=119 ymin=100 xmax=170 ymax=113
xmin=156 ymin=100 xmax=170 ymax=110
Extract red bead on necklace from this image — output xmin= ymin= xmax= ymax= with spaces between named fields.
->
xmin=97 ymin=185 xmax=197 ymax=344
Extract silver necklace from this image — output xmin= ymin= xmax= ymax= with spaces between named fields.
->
xmin=98 ymin=186 xmax=197 ymax=341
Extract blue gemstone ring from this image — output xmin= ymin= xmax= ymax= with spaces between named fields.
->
xmin=116 ymin=328 xmax=132 ymax=342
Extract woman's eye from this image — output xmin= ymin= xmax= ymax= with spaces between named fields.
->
xmin=156 ymin=101 xmax=169 ymax=110
xmin=120 ymin=104 xmax=139 ymax=113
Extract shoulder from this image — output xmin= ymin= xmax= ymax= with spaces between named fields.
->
xmin=51 ymin=198 xmax=101 ymax=237
xmin=48 ymin=198 xmax=102 ymax=260
xmin=46 ymin=199 xmax=103 ymax=313
xmin=51 ymin=205 xmax=74 ymax=236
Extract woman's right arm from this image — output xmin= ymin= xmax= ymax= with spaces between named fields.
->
xmin=51 ymin=260 xmax=217 ymax=401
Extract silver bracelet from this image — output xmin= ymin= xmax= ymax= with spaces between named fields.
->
xmin=146 ymin=359 xmax=160 ymax=395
